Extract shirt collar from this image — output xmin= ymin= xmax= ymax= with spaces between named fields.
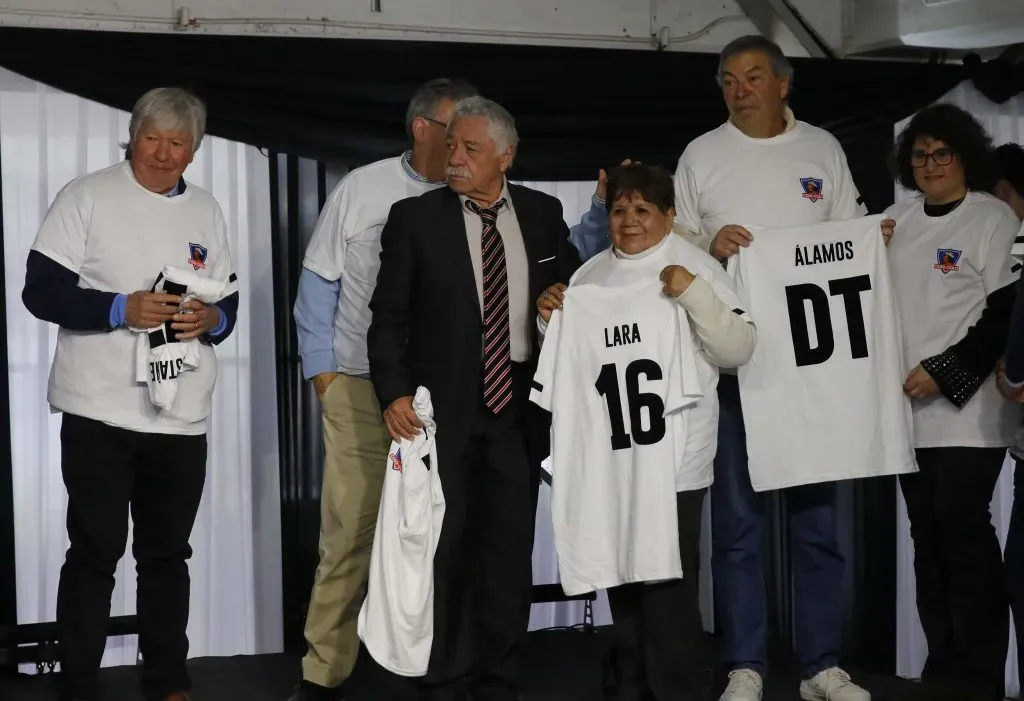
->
xmin=459 ymin=179 xmax=512 ymax=212
xmin=727 ymin=106 xmax=798 ymax=138
xmin=401 ymin=150 xmax=445 ymax=185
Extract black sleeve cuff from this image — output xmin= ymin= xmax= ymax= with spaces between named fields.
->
xmin=920 ymin=349 xmax=984 ymax=409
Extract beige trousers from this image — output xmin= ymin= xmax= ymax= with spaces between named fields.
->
xmin=301 ymin=374 xmax=390 ymax=688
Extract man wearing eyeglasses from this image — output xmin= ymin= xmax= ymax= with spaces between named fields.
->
xmin=289 ymin=78 xmax=616 ymax=701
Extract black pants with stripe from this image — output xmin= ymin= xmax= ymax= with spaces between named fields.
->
xmin=57 ymin=413 xmax=207 ymax=701
xmin=605 ymin=488 xmax=711 ymax=701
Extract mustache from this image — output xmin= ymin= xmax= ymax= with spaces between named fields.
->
xmin=446 ymin=167 xmax=471 ymax=179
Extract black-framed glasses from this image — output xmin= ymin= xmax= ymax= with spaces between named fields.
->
xmin=911 ymin=147 xmax=954 ymax=168
xmin=420 ymin=116 xmax=448 ymax=129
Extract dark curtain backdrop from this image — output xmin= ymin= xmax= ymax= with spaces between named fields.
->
xmin=0 ymin=26 xmax=974 ymax=198
xmin=0 ymin=24 xmax=1020 ymax=672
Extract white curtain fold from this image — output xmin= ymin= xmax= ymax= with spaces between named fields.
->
xmin=0 ymin=68 xmax=283 ymax=669
xmin=893 ymin=80 xmax=1021 ymax=698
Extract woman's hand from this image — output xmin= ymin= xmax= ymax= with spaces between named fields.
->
xmin=881 ymin=218 xmax=895 ymax=247
xmin=537 ymin=283 xmax=567 ymax=322
xmin=903 ymin=364 xmax=938 ymax=400
xmin=660 ymin=265 xmax=696 ymax=298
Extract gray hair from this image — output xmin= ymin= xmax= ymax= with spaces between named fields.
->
xmin=405 ymin=78 xmax=478 ymax=139
xmin=717 ymin=35 xmax=795 ymax=93
xmin=448 ymin=96 xmax=519 ymax=156
xmin=125 ymin=87 xmax=207 ymax=153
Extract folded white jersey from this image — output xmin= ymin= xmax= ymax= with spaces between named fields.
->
xmin=133 ymin=265 xmax=237 ymax=411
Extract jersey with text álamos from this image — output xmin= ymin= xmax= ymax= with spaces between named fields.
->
xmin=731 ymin=215 xmax=917 ymax=492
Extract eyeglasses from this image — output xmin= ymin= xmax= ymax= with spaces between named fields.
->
xmin=911 ymin=147 xmax=954 ymax=168
xmin=420 ymin=116 xmax=448 ymax=129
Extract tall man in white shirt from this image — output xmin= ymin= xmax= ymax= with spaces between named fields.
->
xmin=291 ymin=79 xmax=614 ymax=701
xmin=673 ymin=36 xmax=891 ymax=701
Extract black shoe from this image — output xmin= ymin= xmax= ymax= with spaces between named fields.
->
xmin=286 ymin=680 xmax=343 ymax=701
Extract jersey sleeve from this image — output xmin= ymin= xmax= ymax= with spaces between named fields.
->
xmin=828 ymin=139 xmax=868 ymax=221
xmin=301 ymin=177 xmax=353 ymax=281
xmin=529 ymin=308 xmax=563 ymax=411
xmin=30 ymin=182 xmax=91 ymax=274
xmin=981 ymin=207 xmax=1020 ymax=294
xmin=701 ymin=260 xmax=752 ymax=323
xmin=207 ymin=202 xmax=239 ymax=297
xmin=663 ymin=307 xmax=688 ymax=415
xmin=1011 ymin=220 xmax=1024 ymax=264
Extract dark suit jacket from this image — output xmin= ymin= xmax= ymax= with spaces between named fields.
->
xmin=367 ymin=183 xmax=581 ymax=463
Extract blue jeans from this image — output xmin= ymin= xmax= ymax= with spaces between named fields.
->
xmin=710 ymin=375 xmax=845 ymax=680
xmin=1007 ymin=459 xmax=1024 ymax=685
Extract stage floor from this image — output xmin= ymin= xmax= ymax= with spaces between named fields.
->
xmin=0 ymin=628 xmax=923 ymax=700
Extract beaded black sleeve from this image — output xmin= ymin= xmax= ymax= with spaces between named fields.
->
xmin=920 ymin=349 xmax=984 ymax=409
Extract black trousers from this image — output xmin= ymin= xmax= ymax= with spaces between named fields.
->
xmin=57 ymin=413 xmax=207 ymax=701
xmin=605 ymin=489 xmax=710 ymax=701
xmin=420 ymin=397 xmax=537 ymax=701
xmin=899 ymin=447 xmax=1008 ymax=701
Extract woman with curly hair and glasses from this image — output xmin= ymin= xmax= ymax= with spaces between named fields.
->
xmin=885 ymin=103 xmax=1019 ymax=701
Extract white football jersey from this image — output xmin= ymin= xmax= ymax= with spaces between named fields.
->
xmin=568 ymin=234 xmax=751 ymax=489
xmin=530 ymin=278 xmax=703 ymax=595
xmin=133 ymin=265 xmax=235 ymax=412
xmin=731 ymin=215 xmax=917 ymax=492
xmin=358 ymin=386 xmax=444 ymax=677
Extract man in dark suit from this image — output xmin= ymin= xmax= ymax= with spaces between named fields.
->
xmin=367 ymin=95 xmax=581 ymax=701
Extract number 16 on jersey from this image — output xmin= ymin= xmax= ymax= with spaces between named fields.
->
xmin=595 ymin=359 xmax=667 ymax=451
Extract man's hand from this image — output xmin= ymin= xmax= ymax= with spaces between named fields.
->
xmin=660 ymin=265 xmax=696 ymax=298
xmin=881 ymin=218 xmax=895 ymax=247
xmin=312 ymin=372 xmax=338 ymax=399
xmin=595 ymin=159 xmax=638 ymax=201
xmin=904 ymin=364 xmax=939 ymax=400
xmin=171 ymin=299 xmax=222 ymax=340
xmin=125 ymin=291 xmax=181 ymax=329
xmin=710 ymin=225 xmax=753 ymax=260
xmin=383 ymin=396 xmax=423 ymax=441
xmin=537 ymin=283 xmax=567 ymax=322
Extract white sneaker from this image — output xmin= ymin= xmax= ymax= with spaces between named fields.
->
xmin=719 ymin=669 xmax=763 ymax=701
xmin=799 ymin=667 xmax=870 ymax=701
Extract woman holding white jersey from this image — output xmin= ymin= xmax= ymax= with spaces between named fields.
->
xmin=885 ymin=103 xmax=1018 ymax=701
xmin=535 ymin=164 xmax=756 ymax=701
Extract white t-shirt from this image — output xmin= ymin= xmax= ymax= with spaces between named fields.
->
xmin=569 ymin=234 xmax=750 ymax=489
xmin=358 ymin=386 xmax=444 ymax=677
xmin=31 ymin=161 xmax=236 ymax=435
xmin=674 ymin=115 xmax=868 ymax=252
xmin=731 ymin=215 xmax=917 ymax=491
xmin=302 ymin=156 xmax=439 ymax=376
xmin=531 ymin=276 xmax=704 ymax=595
xmin=886 ymin=192 xmax=1021 ymax=448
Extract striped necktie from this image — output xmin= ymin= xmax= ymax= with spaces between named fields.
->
xmin=466 ymin=197 xmax=513 ymax=414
